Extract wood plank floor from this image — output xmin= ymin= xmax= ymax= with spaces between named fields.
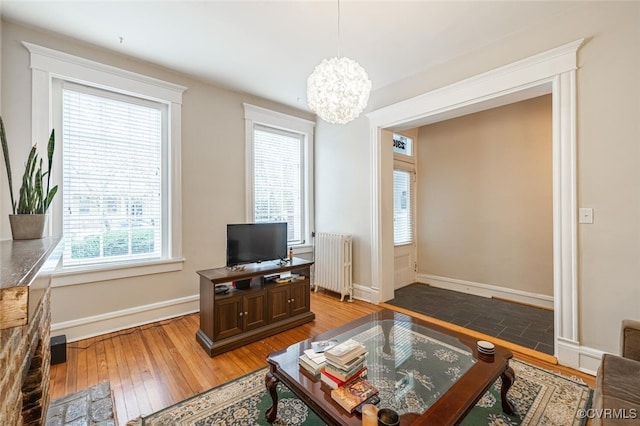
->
xmin=50 ymin=290 xmax=595 ymax=425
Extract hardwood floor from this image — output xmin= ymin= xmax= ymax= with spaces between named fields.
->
xmin=50 ymin=290 xmax=594 ymax=425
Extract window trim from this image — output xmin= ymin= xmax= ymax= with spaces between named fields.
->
xmin=243 ymin=103 xmax=315 ymax=250
xmin=24 ymin=41 xmax=186 ymax=284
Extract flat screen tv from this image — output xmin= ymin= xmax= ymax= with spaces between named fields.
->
xmin=226 ymin=222 xmax=288 ymax=267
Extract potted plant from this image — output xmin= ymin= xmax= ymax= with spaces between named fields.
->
xmin=0 ymin=116 xmax=58 ymax=240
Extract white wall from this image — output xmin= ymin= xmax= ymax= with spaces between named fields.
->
xmin=315 ymin=1 xmax=640 ymax=358
xmin=314 ymin=117 xmax=372 ymax=289
xmin=0 ymin=20 xmax=315 ymax=340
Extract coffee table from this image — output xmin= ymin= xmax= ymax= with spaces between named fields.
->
xmin=265 ymin=309 xmax=514 ymax=425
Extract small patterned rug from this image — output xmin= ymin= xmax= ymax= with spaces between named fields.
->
xmin=126 ymin=359 xmax=592 ymax=426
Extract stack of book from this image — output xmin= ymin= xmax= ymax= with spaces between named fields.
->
xmin=322 ymin=338 xmax=367 ymax=389
xmin=298 ymin=339 xmax=339 ymax=376
xmin=320 ymin=339 xmax=379 ymax=412
xmin=321 ymin=340 xmax=367 ymax=387
xmin=324 ymin=339 xmax=367 ymax=372
xmin=299 ymin=349 xmax=326 ymax=376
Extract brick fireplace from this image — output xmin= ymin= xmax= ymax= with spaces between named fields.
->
xmin=0 ymin=238 xmax=61 ymax=426
xmin=0 ymin=286 xmax=52 ymax=425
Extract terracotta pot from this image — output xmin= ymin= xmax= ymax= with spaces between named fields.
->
xmin=9 ymin=214 xmax=47 ymax=240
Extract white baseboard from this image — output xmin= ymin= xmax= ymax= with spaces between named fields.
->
xmin=352 ymin=282 xmax=379 ymax=304
xmin=577 ymin=346 xmax=605 ymax=376
xmin=556 ymin=337 xmax=603 ymax=376
xmin=51 ymin=294 xmax=200 ymax=342
xmin=417 ymin=274 xmax=554 ymax=310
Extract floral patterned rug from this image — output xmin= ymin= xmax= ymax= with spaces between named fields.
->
xmin=126 ymin=359 xmax=592 ymax=426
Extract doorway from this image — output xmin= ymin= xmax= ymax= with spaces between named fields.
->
xmin=366 ymin=40 xmax=583 ymax=367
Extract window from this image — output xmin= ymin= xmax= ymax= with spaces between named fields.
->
xmin=244 ymin=104 xmax=314 ymax=248
xmin=25 ymin=42 xmax=185 ymax=283
xmin=393 ymin=133 xmax=413 ymax=156
xmin=393 ymin=132 xmax=415 ymax=246
xmin=393 ymin=169 xmax=415 ymax=245
xmin=253 ymin=125 xmax=304 ymax=244
xmin=61 ymin=83 xmax=164 ymax=267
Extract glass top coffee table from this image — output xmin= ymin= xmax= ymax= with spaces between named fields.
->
xmin=265 ymin=309 xmax=515 ymax=425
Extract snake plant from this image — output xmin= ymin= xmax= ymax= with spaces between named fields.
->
xmin=0 ymin=116 xmax=58 ymax=215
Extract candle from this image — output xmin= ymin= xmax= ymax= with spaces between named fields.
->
xmin=361 ymin=404 xmax=378 ymax=426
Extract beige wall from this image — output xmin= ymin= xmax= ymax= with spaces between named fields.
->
xmin=0 ymin=20 xmax=314 ymax=335
xmin=416 ymin=95 xmax=553 ymax=296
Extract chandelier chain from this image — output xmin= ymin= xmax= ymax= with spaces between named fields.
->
xmin=337 ymin=0 xmax=341 ymax=57
xmin=306 ymin=0 xmax=372 ymax=124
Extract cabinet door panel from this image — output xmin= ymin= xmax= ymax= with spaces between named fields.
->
xmin=244 ymin=290 xmax=268 ymax=331
xmin=268 ymin=285 xmax=290 ymax=323
xmin=290 ymin=281 xmax=310 ymax=317
xmin=213 ymin=296 xmax=243 ymax=340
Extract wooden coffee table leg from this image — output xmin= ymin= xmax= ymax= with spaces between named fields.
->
xmin=265 ymin=370 xmax=280 ymax=423
xmin=500 ymin=362 xmax=516 ymax=415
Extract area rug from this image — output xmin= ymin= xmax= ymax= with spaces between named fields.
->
xmin=126 ymin=359 xmax=592 ymax=426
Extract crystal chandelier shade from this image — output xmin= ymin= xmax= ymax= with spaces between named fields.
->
xmin=307 ymin=56 xmax=372 ymax=124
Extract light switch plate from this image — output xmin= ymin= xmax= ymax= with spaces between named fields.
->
xmin=579 ymin=208 xmax=593 ymax=224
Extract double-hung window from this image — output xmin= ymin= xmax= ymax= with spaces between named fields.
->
xmin=244 ymin=104 xmax=314 ymax=248
xmin=61 ymin=83 xmax=165 ymax=267
xmin=24 ymin=42 xmax=185 ymax=283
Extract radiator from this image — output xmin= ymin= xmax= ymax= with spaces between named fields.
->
xmin=313 ymin=233 xmax=353 ymax=301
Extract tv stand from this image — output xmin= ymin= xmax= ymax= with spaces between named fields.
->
xmin=196 ymin=258 xmax=315 ymax=356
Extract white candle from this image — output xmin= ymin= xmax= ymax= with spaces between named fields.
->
xmin=361 ymin=404 xmax=379 ymax=426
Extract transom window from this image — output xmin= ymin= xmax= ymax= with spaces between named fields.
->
xmin=393 ymin=133 xmax=413 ymax=157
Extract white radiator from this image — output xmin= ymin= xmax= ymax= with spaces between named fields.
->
xmin=313 ymin=233 xmax=353 ymax=301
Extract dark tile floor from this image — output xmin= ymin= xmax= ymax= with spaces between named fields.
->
xmin=386 ymin=283 xmax=554 ymax=355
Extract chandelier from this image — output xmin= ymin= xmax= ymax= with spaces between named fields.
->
xmin=306 ymin=2 xmax=372 ymax=124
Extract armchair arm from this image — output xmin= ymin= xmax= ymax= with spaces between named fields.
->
xmin=620 ymin=319 xmax=640 ymax=361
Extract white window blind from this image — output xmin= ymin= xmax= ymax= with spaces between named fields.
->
xmin=393 ymin=169 xmax=415 ymax=245
xmin=253 ymin=124 xmax=304 ymax=245
xmin=62 ymin=84 xmax=164 ymax=267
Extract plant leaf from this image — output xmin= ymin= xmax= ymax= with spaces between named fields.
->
xmin=0 ymin=116 xmax=16 ymax=214
xmin=46 ymin=129 xmax=54 ymax=201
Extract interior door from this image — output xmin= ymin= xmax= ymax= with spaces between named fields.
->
xmin=392 ymin=132 xmax=417 ymax=289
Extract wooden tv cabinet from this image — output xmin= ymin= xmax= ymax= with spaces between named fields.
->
xmin=196 ymin=257 xmax=315 ymax=356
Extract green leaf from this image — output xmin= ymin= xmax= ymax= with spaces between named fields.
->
xmin=1 ymin=118 xmax=57 ymax=215
xmin=0 ymin=117 xmax=16 ymax=214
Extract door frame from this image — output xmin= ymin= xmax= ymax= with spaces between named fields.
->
xmin=366 ymin=39 xmax=584 ymax=368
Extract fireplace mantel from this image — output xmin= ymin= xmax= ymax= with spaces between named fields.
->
xmin=0 ymin=236 xmax=62 ymax=329
xmin=0 ymin=236 xmax=62 ymax=425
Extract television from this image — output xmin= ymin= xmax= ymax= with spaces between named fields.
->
xmin=226 ymin=222 xmax=288 ymax=267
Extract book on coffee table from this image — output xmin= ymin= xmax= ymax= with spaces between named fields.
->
xmin=299 ymin=353 xmax=326 ymax=376
xmin=321 ymin=366 xmax=368 ymax=389
xmin=311 ymin=339 xmax=338 ymax=353
xmin=330 ymin=377 xmax=379 ymax=413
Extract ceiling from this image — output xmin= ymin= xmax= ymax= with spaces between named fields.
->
xmin=1 ymin=1 xmax=578 ymax=113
